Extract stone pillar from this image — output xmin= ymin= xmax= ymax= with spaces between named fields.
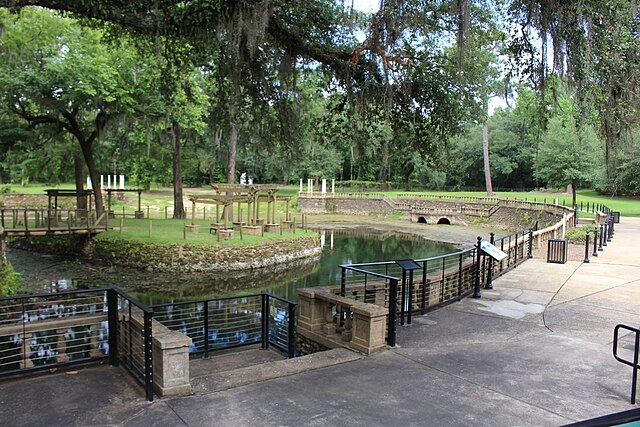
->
xmin=299 ymin=179 xmax=303 ymax=193
xmin=331 ymin=179 xmax=335 ymax=194
xmin=321 ymin=179 xmax=327 ymax=193
xmin=152 ymin=320 xmax=192 ymax=397
xmin=297 ymin=288 xmax=326 ymax=333
xmin=350 ymin=302 xmax=388 ymax=355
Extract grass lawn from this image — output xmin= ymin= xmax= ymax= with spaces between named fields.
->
xmin=98 ymin=217 xmax=314 ymax=246
xmin=3 ymin=183 xmax=639 ymax=217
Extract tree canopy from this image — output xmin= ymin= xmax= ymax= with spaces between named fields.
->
xmin=0 ymin=0 xmax=638 ymax=199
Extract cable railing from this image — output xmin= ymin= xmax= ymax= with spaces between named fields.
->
xmin=0 ymin=287 xmax=154 ymax=401
xmin=150 ymin=293 xmax=296 ymax=359
xmin=337 ymin=225 xmax=536 ymax=346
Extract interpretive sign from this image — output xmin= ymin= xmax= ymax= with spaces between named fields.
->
xmin=480 ymin=240 xmax=508 ymax=262
xmin=394 ymin=259 xmax=422 ymax=271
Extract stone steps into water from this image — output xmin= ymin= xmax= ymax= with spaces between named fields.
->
xmin=189 ymin=347 xmax=362 ymax=395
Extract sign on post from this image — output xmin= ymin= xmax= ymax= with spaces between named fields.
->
xmin=480 ymin=240 xmax=508 ymax=262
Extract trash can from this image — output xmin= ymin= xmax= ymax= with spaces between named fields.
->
xmin=547 ymin=238 xmax=568 ymax=264
xmin=612 ymin=212 xmax=621 ymax=223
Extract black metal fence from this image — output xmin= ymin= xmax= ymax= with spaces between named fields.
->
xmin=108 ymin=289 xmax=154 ymax=401
xmin=150 ymin=293 xmax=296 ymax=359
xmin=339 ymin=226 xmax=534 ymax=346
xmin=0 ymin=288 xmax=154 ymax=400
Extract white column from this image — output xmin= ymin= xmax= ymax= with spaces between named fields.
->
xmin=86 ymin=176 xmax=92 ymax=190
xmin=307 ymin=179 xmax=312 ymax=193
xmin=320 ymin=230 xmax=326 ymax=248
xmin=331 ymin=179 xmax=335 ymax=194
xmin=119 ymin=175 xmax=125 ymax=189
xmin=330 ymin=232 xmax=334 ymax=249
xmin=299 ymin=179 xmax=303 ymax=193
xmin=107 ymin=175 xmax=111 ymax=189
xmin=113 ymin=175 xmax=117 ymax=190
xmin=321 ymin=179 xmax=327 ymax=193
xmin=100 ymin=175 xmax=104 ymax=190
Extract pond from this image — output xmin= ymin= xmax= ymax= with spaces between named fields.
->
xmin=7 ymin=227 xmax=458 ymax=304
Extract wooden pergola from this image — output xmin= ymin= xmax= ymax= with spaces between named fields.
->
xmin=188 ymin=184 xmax=292 ymax=228
xmin=45 ymin=189 xmax=94 ymax=211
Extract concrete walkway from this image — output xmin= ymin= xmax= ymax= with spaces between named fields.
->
xmin=1 ymin=218 xmax=639 ymax=426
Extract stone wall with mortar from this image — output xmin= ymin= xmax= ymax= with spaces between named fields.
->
xmin=1 ymin=194 xmax=91 ymax=209
xmin=8 ymin=234 xmax=321 ymax=273
xmin=298 ymin=197 xmax=394 ymax=215
xmin=91 ymin=236 xmax=321 ymax=272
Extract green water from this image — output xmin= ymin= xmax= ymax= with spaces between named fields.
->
xmin=8 ymin=227 xmax=457 ymax=304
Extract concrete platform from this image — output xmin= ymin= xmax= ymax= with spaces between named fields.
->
xmin=1 ymin=218 xmax=639 ymax=426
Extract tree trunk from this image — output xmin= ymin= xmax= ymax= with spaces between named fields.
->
xmin=227 ymin=122 xmax=238 ymax=184
xmin=172 ymin=119 xmax=185 ymax=219
xmin=224 ymin=122 xmax=238 ymax=222
xmin=378 ymin=139 xmax=389 ymax=190
xmin=482 ymin=121 xmax=494 ymax=197
xmin=78 ymin=139 xmax=104 ymax=214
xmin=74 ymin=154 xmax=87 ymax=211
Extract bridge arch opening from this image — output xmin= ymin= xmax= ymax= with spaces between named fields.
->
xmin=437 ymin=218 xmax=451 ymax=225
xmin=417 ymin=217 xmax=427 ymax=224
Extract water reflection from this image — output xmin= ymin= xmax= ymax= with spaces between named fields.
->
xmin=8 ymin=227 xmax=457 ymax=304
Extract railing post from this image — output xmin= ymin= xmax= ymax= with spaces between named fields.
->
xmin=388 ymin=279 xmax=398 ymax=347
xmin=400 ymin=269 xmax=407 ymax=326
xmin=143 ymin=310 xmax=154 ymax=402
xmin=421 ymin=260 xmax=428 ymax=314
xmin=340 ymin=267 xmax=346 ymax=297
xmin=485 ymin=232 xmax=494 ymax=289
xmin=592 ymin=227 xmax=598 ymax=257
xmin=261 ymin=294 xmax=269 ymax=349
xmin=287 ymin=303 xmax=296 ymax=358
xmin=528 ymin=227 xmax=533 ymax=258
xmin=514 ymin=233 xmax=519 ymax=265
xmin=203 ymin=301 xmax=209 ymax=358
xmin=607 ymin=217 xmax=613 ymax=241
xmin=473 ymin=236 xmax=482 ymax=299
xmin=407 ymin=269 xmax=414 ymax=325
xmin=583 ymin=233 xmax=590 ymax=263
xmin=633 ymin=332 xmax=639 ymax=405
xmin=599 ymin=224 xmax=604 ymax=251
xmin=107 ymin=289 xmax=119 ymax=366
xmin=603 ymin=223 xmax=608 ymax=246
xmin=457 ymin=253 xmax=463 ymax=300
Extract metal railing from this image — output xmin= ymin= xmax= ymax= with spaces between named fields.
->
xmin=337 ymin=225 xmax=535 ymax=346
xmin=150 ymin=293 xmax=296 ymax=359
xmin=613 ymin=324 xmax=640 ymax=404
xmin=108 ymin=289 xmax=154 ymax=401
xmin=0 ymin=288 xmax=154 ymax=401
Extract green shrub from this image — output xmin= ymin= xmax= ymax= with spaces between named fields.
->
xmin=0 ymin=262 xmax=21 ymax=296
xmin=565 ymin=224 xmax=599 ymax=244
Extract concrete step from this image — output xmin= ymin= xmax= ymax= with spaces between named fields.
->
xmin=190 ymin=347 xmax=362 ymax=394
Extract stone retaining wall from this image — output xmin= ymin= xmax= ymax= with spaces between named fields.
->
xmin=91 ymin=236 xmax=321 ymax=272
xmin=8 ymin=234 xmax=321 ymax=273
xmin=298 ymin=197 xmax=394 ymax=215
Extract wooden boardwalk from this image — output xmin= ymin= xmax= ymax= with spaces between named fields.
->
xmin=0 ymin=208 xmax=108 ymax=237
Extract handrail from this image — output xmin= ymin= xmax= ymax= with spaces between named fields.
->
xmin=613 ymin=324 xmax=640 ymax=404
